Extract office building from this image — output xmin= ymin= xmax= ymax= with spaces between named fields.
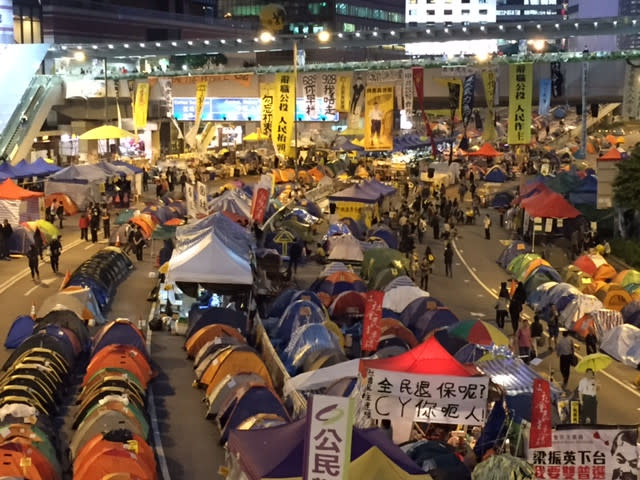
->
xmin=495 ymin=0 xmax=562 ymax=22
xmin=567 ymin=0 xmax=618 ymax=52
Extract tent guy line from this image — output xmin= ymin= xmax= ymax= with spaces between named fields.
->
xmin=146 ymin=299 xmax=172 ymax=480
xmin=451 ymin=238 xmax=640 ymax=398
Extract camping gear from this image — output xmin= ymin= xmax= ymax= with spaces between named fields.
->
xmin=448 ymin=320 xmax=509 ymax=346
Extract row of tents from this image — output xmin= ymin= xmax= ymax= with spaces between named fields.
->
xmin=0 ymin=157 xmax=61 ymax=180
xmin=70 ymin=319 xmax=156 ymax=479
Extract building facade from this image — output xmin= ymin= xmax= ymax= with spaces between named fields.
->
xmin=495 ymin=0 xmax=562 ymax=22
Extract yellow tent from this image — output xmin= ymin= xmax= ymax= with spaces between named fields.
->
xmin=243 ymin=131 xmax=270 ymax=141
xmin=79 ymin=125 xmax=134 ymax=140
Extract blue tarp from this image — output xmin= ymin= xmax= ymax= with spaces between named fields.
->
xmin=31 ymin=157 xmax=60 ymax=175
xmin=485 ymin=167 xmax=507 ymax=183
xmin=491 ymin=192 xmax=514 ymax=209
xmin=0 ymin=163 xmax=16 ymax=179
xmin=477 ymin=357 xmax=563 ymax=397
xmin=12 ymin=159 xmax=39 ymax=179
xmin=329 ymin=184 xmax=381 ymax=204
xmin=276 ymin=300 xmax=326 ymax=339
xmin=112 ymin=160 xmax=143 ymax=174
xmin=326 ymin=223 xmax=352 ymax=237
xmin=361 ymin=179 xmax=396 ymax=197
xmin=568 ymin=174 xmax=598 ymax=206
xmin=4 ymin=315 xmax=35 ymax=348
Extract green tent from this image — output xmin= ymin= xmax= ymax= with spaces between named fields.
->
xmin=507 ymin=253 xmax=541 ymax=276
xmin=361 ymin=248 xmax=409 ymax=282
xmin=152 ymin=224 xmax=177 ymax=240
xmin=371 ymin=266 xmax=407 ymax=290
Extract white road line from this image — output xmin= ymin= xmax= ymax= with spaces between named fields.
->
xmin=0 ymin=238 xmax=83 ymax=296
xmin=23 ymin=278 xmax=55 ymax=296
xmin=145 ymin=300 xmax=172 ymax=480
xmin=452 ymin=239 xmax=640 ymax=398
xmin=84 ymin=243 xmax=97 ymax=250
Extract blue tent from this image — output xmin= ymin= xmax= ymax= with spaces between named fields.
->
xmin=477 ymin=357 xmax=563 ymax=397
xmin=186 ymin=307 xmax=247 ymax=338
xmin=339 ymin=217 xmax=364 ymax=239
xmin=266 ymin=288 xmax=297 ymax=319
xmin=400 ymin=296 xmax=444 ymax=327
xmin=12 ymin=159 xmax=39 ymax=179
xmin=4 ymin=315 xmax=35 ymax=348
xmin=384 ymin=275 xmax=415 ymax=292
xmin=112 ymin=160 xmax=143 ymax=174
xmin=361 ymin=179 xmax=396 ymax=197
xmin=369 ymin=228 xmax=398 ymax=250
xmin=31 ymin=157 xmax=61 ymax=175
xmin=329 ymin=184 xmax=381 ymax=204
xmin=294 ymin=199 xmax=322 ymax=218
xmin=0 ymin=162 xmax=16 ymax=179
xmin=92 ymin=322 xmax=148 ymax=360
xmin=485 ymin=167 xmax=508 ymax=183
xmin=282 ymin=323 xmax=341 ymax=374
xmin=8 ymin=226 xmax=34 ymax=254
xmin=491 ymin=191 xmax=514 ymax=209
xmin=454 ymin=344 xmax=488 ymax=364
xmin=219 ymin=386 xmax=288 ymax=443
xmin=497 ymin=242 xmax=530 ymax=269
xmin=411 ymin=308 xmax=459 ymax=341
xmin=66 ymin=275 xmax=109 ymax=311
xmin=276 ymin=300 xmax=326 ymax=340
xmin=568 ymin=174 xmax=597 ymax=206
xmin=326 ymin=223 xmax=352 ymax=237
xmin=290 ymin=290 xmax=325 ymax=312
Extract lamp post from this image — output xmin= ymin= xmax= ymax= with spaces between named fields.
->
xmin=577 ymin=48 xmax=589 ymax=159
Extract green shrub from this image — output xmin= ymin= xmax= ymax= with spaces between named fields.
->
xmin=611 ymin=238 xmax=640 ymax=269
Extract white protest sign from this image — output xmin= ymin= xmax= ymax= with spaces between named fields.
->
xmin=363 ymin=369 xmax=489 ymax=425
xmin=185 ymin=183 xmax=196 ymax=217
xmin=196 ymin=181 xmax=208 ymax=215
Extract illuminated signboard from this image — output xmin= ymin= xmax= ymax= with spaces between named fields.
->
xmin=172 ymin=97 xmax=337 ymax=122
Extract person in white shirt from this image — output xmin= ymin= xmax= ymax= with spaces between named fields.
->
xmin=578 ymin=368 xmax=598 ymax=424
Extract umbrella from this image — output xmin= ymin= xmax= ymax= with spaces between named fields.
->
xmin=315 ymin=271 xmax=367 ymax=297
xmin=79 ymin=125 xmax=134 ymax=140
xmin=23 ymin=220 xmax=59 ymax=243
xmin=115 ymin=209 xmax=138 ymax=225
xmin=448 ymin=320 xmax=509 ymax=346
xmin=575 ymin=352 xmax=613 ymax=373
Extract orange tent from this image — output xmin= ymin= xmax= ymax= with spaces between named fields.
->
xmin=606 ymin=134 xmax=619 ymax=145
xmin=598 ymin=286 xmax=632 ymax=311
xmin=203 ymin=349 xmax=272 ymax=396
xmin=468 ymin=143 xmax=502 ymax=157
xmin=185 ymin=324 xmax=246 ymax=358
xmin=45 ymin=193 xmax=78 ymax=215
xmin=593 ymin=263 xmax=617 ymax=282
xmin=572 ymin=314 xmax=595 ymax=339
xmin=83 ymin=345 xmax=153 ymax=388
xmin=518 ymin=258 xmax=551 ymax=282
xmin=308 ymin=167 xmax=325 ymax=182
xmin=599 ymin=147 xmax=622 ymax=161
xmin=380 ymin=317 xmax=418 ymax=347
xmin=74 ymin=447 xmax=155 ymax=480
xmin=130 ymin=216 xmax=154 ymax=238
xmin=0 ymin=441 xmax=60 ymax=480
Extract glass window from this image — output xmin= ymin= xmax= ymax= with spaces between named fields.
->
xmin=343 ymin=22 xmax=355 ymax=32
xmin=427 ymin=9 xmax=435 ymax=14
xmin=336 ymin=2 xmax=347 ymax=14
xmin=461 ymin=9 xmax=470 ymax=14
xmin=479 ymin=9 xmax=488 ymax=14
xmin=444 ymin=9 xmax=452 ymax=15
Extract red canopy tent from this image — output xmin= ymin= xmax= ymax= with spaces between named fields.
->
xmin=468 ymin=143 xmax=502 ymax=157
xmin=359 ymin=336 xmax=477 ymax=377
xmin=0 ymin=178 xmax=43 ymax=199
xmin=520 ymin=189 xmax=581 ymax=218
xmin=598 ymin=147 xmax=622 ymax=162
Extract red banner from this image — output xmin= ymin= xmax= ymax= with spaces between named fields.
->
xmin=412 ymin=67 xmax=437 ymax=156
xmin=251 ymin=187 xmax=269 ymax=224
xmin=361 ymin=291 xmax=384 ymax=352
xmin=529 ymin=378 xmax=552 ymax=448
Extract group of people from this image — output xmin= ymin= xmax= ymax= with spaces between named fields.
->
xmin=46 ymin=200 xmax=65 ymax=228
xmin=78 ymin=202 xmax=110 ymax=244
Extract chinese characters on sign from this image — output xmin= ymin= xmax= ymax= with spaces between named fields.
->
xmin=134 ymin=82 xmax=150 ymax=130
xmin=402 ymin=69 xmax=413 ymax=115
xmin=529 ymin=379 xmax=552 ymax=448
xmin=508 ymin=63 xmax=533 ymax=145
xmin=321 ymin=73 xmax=337 ymax=117
xmin=304 ymin=394 xmax=354 ymax=480
xmin=185 ymin=183 xmax=196 ymax=217
xmin=363 ymin=369 xmax=489 ymax=425
xmin=529 ymin=427 xmax=639 ymax=480
xmin=251 ymin=173 xmax=273 ymax=224
xmin=272 ymin=73 xmax=296 ymax=157
xmin=302 ymin=74 xmax=318 ymax=119
xmin=361 ymin=291 xmax=384 ymax=352
xmin=196 ymin=181 xmax=208 ymax=216
xmin=336 ymin=75 xmax=352 ymax=113
xmin=194 ymin=81 xmax=208 ymax=131
xmin=481 ymin=70 xmax=497 ymax=142
xmin=260 ymin=82 xmax=275 ymax=138
xmin=364 ymin=85 xmax=394 ymax=152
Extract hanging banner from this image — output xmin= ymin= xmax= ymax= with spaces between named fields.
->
xmin=194 ymin=81 xmax=208 ymax=132
xmin=446 ymin=79 xmax=462 ymax=119
xmin=550 ymin=61 xmax=564 ymax=98
xmin=529 ymin=379 xmax=552 ymax=449
xmin=303 ymin=394 xmax=354 ymax=480
xmin=336 ymin=74 xmax=352 ymax=113
xmin=196 ymin=181 xmax=208 ymax=215
xmin=361 ymin=291 xmax=384 ymax=352
xmin=272 ymin=73 xmax=296 ymax=157
xmin=364 ymin=85 xmax=394 ymax=151
xmin=185 ymin=183 xmax=196 ymax=217
xmin=260 ymin=82 xmax=275 ymax=138
xmin=413 ymin=67 xmax=437 ymax=156
xmin=622 ymin=64 xmax=640 ymax=119
xmin=529 ymin=426 xmax=640 ymax=480
xmin=508 ymin=63 xmax=533 ymax=145
xmin=363 ymin=369 xmax=489 ymax=425
xmin=462 ymin=74 xmax=476 ymax=128
xmin=301 ymin=74 xmax=318 ymax=120
xmin=482 ymin=70 xmax=497 ymax=142
xmin=251 ymin=173 xmax=273 ymax=224
xmin=320 ymin=72 xmax=337 ymax=118
xmin=158 ymin=78 xmax=173 ymax=117
xmin=133 ymin=82 xmax=150 ymax=131
xmin=402 ymin=69 xmax=413 ymax=114
xmin=539 ymin=78 xmax=552 ymax=117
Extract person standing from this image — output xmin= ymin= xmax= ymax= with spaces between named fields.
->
xmin=509 ymin=282 xmax=526 ymax=333
xmin=420 ymin=255 xmax=431 ymax=291
xmin=410 ymin=250 xmax=420 ymax=282
xmin=56 ymin=202 xmax=64 ymax=229
xmin=483 ymin=214 xmax=492 ymax=240
xmin=530 ymin=314 xmax=544 ymax=357
xmin=556 ymin=329 xmax=575 ymax=389
xmin=78 ymin=213 xmax=89 ymax=241
xmin=0 ymin=219 xmax=12 ymax=260
xmin=49 ymin=235 xmax=61 ymax=274
xmin=101 ymin=208 xmax=111 ymax=240
xmin=495 ymin=282 xmax=510 ymax=329
xmin=431 ymin=213 xmax=440 ymax=240
xmin=26 ymin=244 xmax=39 ymax=281
xmin=418 ymin=217 xmax=427 ymax=244
xmin=48 ymin=200 xmax=57 ymax=223
xmin=33 ymin=227 xmax=44 ymax=260
xmin=578 ymin=368 xmax=598 ymax=424
xmin=515 ymin=318 xmax=533 ymax=363
xmin=89 ymin=207 xmax=100 ymax=244
xmin=133 ymin=226 xmax=145 ymax=261
xmin=288 ymin=241 xmax=302 ymax=278
xmin=444 ymin=242 xmax=454 ymax=278
xmin=585 ymin=326 xmax=598 ymax=355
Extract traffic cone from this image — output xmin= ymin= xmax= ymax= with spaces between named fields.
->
xmin=30 ymin=302 xmax=36 ymax=319
xmin=115 ymin=234 xmax=120 ymax=247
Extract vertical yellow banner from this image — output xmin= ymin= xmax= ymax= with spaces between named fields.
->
xmin=133 ymin=83 xmax=149 ymax=130
xmin=482 ymin=70 xmax=497 ymax=142
xmin=364 ymin=85 xmax=394 ymax=151
xmin=508 ymin=63 xmax=533 ymax=145
xmin=336 ymin=75 xmax=352 ymax=113
xmin=194 ymin=81 xmax=208 ymax=132
xmin=260 ymin=82 xmax=275 ymax=138
xmin=272 ymin=73 xmax=295 ymax=157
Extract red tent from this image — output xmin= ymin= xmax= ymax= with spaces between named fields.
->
xmin=598 ymin=147 xmax=622 ymax=162
xmin=359 ymin=336 xmax=477 ymax=377
xmin=0 ymin=178 xmax=43 ymax=199
xmin=520 ymin=189 xmax=581 ymax=219
xmin=468 ymin=142 xmax=502 ymax=157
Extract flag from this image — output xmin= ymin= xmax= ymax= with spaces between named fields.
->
xmin=529 ymin=379 xmax=552 ymax=448
xmin=447 ymin=79 xmax=462 ymax=118
xmin=538 ymin=78 xmax=552 ymax=117
xmin=462 ymin=74 xmax=476 ymax=128
xmin=336 ymin=74 xmax=352 ymax=113
xmin=364 ymin=85 xmax=394 ymax=151
xmin=361 ymin=290 xmax=384 ymax=352
xmin=133 ymin=82 xmax=150 ymax=131
xmin=551 ymin=61 xmax=564 ymax=98
xmin=260 ymin=82 xmax=275 ymax=138
xmin=507 ymin=63 xmax=533 ymax=145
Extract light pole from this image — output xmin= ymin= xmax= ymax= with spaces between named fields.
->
xmin=576 ymin=48 xmax=589 ymax=159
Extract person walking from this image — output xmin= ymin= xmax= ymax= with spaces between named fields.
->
xmin=0 ymin=219 xmax=12 ymax=260
xmin=420 ymin=255 xmax=431 ymax=291
xmin=49 ymin=235 xmax=61 ymax=274
xmin=288 ymin=241 xmax=302 ymax=278
xmin=495 ymin=282 xmax=510 ymax=329
xmin=530 ymin=314 xmax=544 ymax=357
xmin=33 ymin=227 xmax=44 ymax=260
xmin=431 ymin=214 xmax=440 ymax=240
xmin=548 ymin=304 xmax=560 ymax=351
xmin=578 ymin=368 xmax=598 ymax=424
xmin=410 ymin=250 xmax=420 ymax=282
xmin=483 ymin=214 xmax=492 ymax=240
xmin=515 ymin=318 xmax=533 ymax=363
xmin=78 ymin=213 xmax=89 ymax=241
xmin=89 ymin=208 xmax=100 ymax=244
xmin=26 ymin=244 xmax=39 ymax=281
xmin=585 ymin=326 xmax=598 ymax=355
xmin=509 ymin=282 xmax=526 ymax=333
xmin=101 ymin=208 xmax=111 ymax=240
xmin=556 ymin=329 xmax=575 ymax=389
xmin=444 ymin=242 xmax=454 ymax=278
xmin=132 ymin=226 xmax=145 ymax=261
xmin=56 ymin=202 xmax=64 ymax=229
xmin=418 ymin=217 xmax=427 ymax=244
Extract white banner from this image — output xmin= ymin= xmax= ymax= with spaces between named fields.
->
xmin=363 ymin=369 xmax=489 ymax=425
xmin=185 ymin=183 xmax=196 ymax=217
xmin=402 ymin=69 xmax=413 ymax=114
xmin=301 ymin=74 xmax=318 ymax=120
xmin=366 ymin=69 xmax=402 ymax=84
xmin=304 ymin=394 xmax=354 ymax=480
xmin=319 ymin=72 xmax=338 ymax=118
xmin=529 ymin=426 xmax=640 ymax=480
xmin=196 ymin=181 xmax=208 ymax=216
xmin=158 ymin=78 xmax=173 ymax=117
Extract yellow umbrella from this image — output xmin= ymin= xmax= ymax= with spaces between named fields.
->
xmin=243 ymin=131 xmax=270 ymax=141
xmin=575 ymin=353 xmax=612 ymax=373
xmin=24 ymin=220 xmax=59 ymax=243
xmin=79 ymin=125 xmax=134 ymax=140
xmin=159 ymin=262 xmax=170 ymax=275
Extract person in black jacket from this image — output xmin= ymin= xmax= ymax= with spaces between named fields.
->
xmin=26 ymin=244 xmax=39 ymax=281
xmin=49 ymin=235 xmax=62 ymax=273
xmin=0 ymin=219 xmax=12 ymax=259
xmin=509 ymin=281 xmax=527 ymax=333
xmin=444 ymin=242 xmax=454 ymax=278
xmin=56 ymin=202 xmax=65 ymax=229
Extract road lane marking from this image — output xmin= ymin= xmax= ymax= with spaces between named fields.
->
xmin=24 ymin=278 xmax=55 ymax=296
xmin=0 ymin=239 xmax=83 ymax=296
xmin=451 ymin=238 xmax=640 ymax=399
xmin=84 ymin=243 xmax=97 ymax=250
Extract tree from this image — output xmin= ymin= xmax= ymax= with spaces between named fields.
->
xmin=613 ymin=145 xmax=640 ymax=211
